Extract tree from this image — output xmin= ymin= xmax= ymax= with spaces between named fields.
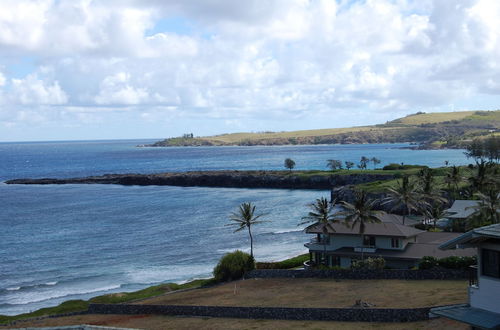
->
xmin=445 ymin=166 xmax=462 ymax=199
xmin=382 ymin=175 xmax=423 ymax=225
xmin=345 ymin=161 xmax=355 ymax=170
xmin=416 ymin=168 xmax=447 ymax=226
xmin=466 ymin=189 xmax=500 ymax=229
xmin=337 ymin=190 xmax=385 ymax=260
xmin=370 ymin=157 xmax=381 ymax=169
xmin=284 ymin=158 xmax=295 ymax=172
xmin=358 ymin=156 xmax=369 ymax=170
xmin=326 ymin=159 xmax=342 ymax=171
xmin=227 ymin=203 xmax=269 ymax=258
xmin=299 ymin=197 xmax=336 ymax=265
xmin=213 ymin=250 xmax=255 ymax=282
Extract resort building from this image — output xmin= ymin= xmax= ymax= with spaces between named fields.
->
xmin=431 ymin=224 xmax=500 ymax=329
xmin=304 ymin=214 xmax=475 ymax=269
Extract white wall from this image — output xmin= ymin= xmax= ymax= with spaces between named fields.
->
xmin=470 ymin=243 xmax=500 ymax=313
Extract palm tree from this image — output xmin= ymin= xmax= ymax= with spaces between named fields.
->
xmin=382 ymin=175 xmax=422 ymax=225
xmin=299 ymin=197 xmax=336 ymax=265
xmin=424 ymin=201 xmax=446 ymax=229
xmin=416 ymin=168 xmax=447 ymax=222
xmin=467 ymin=189 xmax=500 ymax=229
xmin=227 ymin=202 xmax=269 ymax=258
xmin=445 ymin=166 xmax=462 ymax=199
xmin=370 ymin=157 xmax=381 ymax=169
xmin=337 ymin=190 xmax=385 ymax=260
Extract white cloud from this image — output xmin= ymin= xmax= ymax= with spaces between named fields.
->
xmin=11 ymin=74 xmax=68 ymax=105
xmin=1 ymin=0 xmax=500 ymax=140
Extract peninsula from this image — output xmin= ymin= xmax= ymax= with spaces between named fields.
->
xmin=146 ymin=110 xmax=500 ymax=148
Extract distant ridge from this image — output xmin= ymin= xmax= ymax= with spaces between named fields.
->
xmin=147 ymin=110 xmax=500 ymax=148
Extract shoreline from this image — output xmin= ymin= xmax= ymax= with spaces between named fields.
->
xmin=4 ymin=170 xmax=397 ymax=190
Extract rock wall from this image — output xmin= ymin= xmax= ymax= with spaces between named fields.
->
xmin=245 ymin=268 xmax=468 ymax=280
xmin=87 ymin=303 xmax=432 ymax=322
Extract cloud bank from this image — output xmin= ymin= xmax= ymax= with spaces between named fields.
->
xmin=0 ymin=0 xmax=499 ymax=140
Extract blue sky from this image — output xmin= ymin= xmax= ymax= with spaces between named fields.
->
xmin=0 ymin=0 xmax=499 ymax=142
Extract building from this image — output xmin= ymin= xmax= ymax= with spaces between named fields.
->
xmin=304 ymin=214 xmax=475 ymax=269
xmin=431 ymin=224 xmax=500 ymax=329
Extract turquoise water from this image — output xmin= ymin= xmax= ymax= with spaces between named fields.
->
xmin=0 ymin=140 xmax=470 ymax=315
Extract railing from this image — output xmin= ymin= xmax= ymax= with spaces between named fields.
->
xmin=354 ymin=245 xmax=377 ymax=253
xmin=469 ymin=265 xmax=478 ymax=287
xmin=307 ymin=238 xmax=329 ymax=245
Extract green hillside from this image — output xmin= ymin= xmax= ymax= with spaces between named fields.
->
xmin=149 ymin=110 xmax=500 ymax=147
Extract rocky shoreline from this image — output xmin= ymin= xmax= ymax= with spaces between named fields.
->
xmin=5 ymin=171 xmax=395 ymax=190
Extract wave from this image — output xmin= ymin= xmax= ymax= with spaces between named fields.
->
xmin=4 ymin=284 xmax=123 ymax=305
xmin=2 ymin=281 xmax=59 ymax=293
xmin=6 ymin=287 xmax=20 ymax=291
xmin=272 ymin=228 xmax=303 ymax=234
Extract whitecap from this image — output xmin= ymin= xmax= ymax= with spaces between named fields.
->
xmin=6 ymin=287 xmax=21 ymax=291
xmin=44 ymin=281 xmax=57 ymax=286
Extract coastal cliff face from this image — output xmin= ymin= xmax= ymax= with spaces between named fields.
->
xmin=6 ymin=171 xmax=395 ymax=190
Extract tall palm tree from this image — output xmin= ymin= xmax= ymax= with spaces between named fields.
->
xmin=227 ymin=202 xmax=269 ymax=258
xmin=299 ymin=197 xmax=336 ymax=265
xmin=337 ymin=190 xmax=385 ymax=260
xmin=383 ymin=175 xmax=422 ymax=225
xmin=445 ymin=166 xmax=462 ymax=199
xmin=416 ymin=168 xmax=447 ymax=224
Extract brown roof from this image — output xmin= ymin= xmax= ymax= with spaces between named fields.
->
xmin=306 ymin=217 xmax=425 ymax=238
xmin=331 ymin=242 xmax=475 ymax=260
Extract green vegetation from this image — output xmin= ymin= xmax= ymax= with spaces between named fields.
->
xmin=256 ymin=253 xmax=309 ymax=269
xmin=351 ymin=257 xmax=386 ymax=270
xmin=418 ymin=256 xmax=477 ymax=270
xmin=284 ymin=158 xmax=295 ymax=172
xmin=149 ymin=110 xmax=500 ymax=147
xmin=213 ymin=250 xmax=255 ymax=282
xmin=0 ymin=279 xmax=214 ymax=325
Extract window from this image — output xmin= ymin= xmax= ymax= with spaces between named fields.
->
xmin=363 ymin=236 xmax=376 ymax=247
xmin=482 ymin=249 xmax=500 ymax=278
xmin=391 ymin=238 xmax=400 ymax=248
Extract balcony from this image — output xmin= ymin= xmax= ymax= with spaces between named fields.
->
xmin=304 ymin=237 xmax=329 ymax=248
xmin=354 ymin=245 xmax=377 ymax=253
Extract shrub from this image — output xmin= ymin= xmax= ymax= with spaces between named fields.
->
xmin=382 ymin=163 xmax=428 ymax=170
xmin=419 ymin=256 xmax=438 ymax=270
xmin=213 ymin=250 xmax=255 ymax=282
xmin=438 ymin=256 xmax=477 ymax=269
xmin=256 ymin=254 xmax=309 ymax=269
xmin=419 ymin=256 xmax=477 ymax=270
xmin=351 ymin=257 xmax=385 ymax=270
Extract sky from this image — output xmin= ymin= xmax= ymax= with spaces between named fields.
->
xmin=0 ymin=0 xmax=499 ymax=142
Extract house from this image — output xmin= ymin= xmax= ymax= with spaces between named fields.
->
xmin=304 ymin=214 xmax=475 ymax=269
xmin=431 ymin=224 xmax=500 ymax=329
xmin=442 ymin=200 xmax=480 ymax=230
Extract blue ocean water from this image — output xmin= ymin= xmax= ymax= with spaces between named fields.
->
xmin=0 ymin=140 xmax=471 ymax=315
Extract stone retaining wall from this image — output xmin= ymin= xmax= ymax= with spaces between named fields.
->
xmin=87 ymin=303 xmax=432 ymax=322
xmin=245 ymin=268 xmax=468 ymax=280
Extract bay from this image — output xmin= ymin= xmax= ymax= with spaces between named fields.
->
xmin=0 ymin=140 xmax=470 ymax=315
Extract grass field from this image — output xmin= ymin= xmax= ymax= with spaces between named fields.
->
xmin=152 ymin=110 xmax=500 ymax=146
xmin=137 ymin=278 xmax=467 ymax=308
xmin=2 ymin=279 xmax=468 ymax=329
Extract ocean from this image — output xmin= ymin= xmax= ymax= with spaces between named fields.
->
xmin=0 ymin=140 xmax=471 ymax=315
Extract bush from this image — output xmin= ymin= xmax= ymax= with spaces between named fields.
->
xmin=213 ymin=250 xmax=255 ymax=282
xmin=382 ymin=163 xmax=428 ymax=170
xmin=351 ymin=257 xmax=385 ymax=270
xmin=419 ymin=256 xmax=438 ymax=270
xmin=419 ymin=256 xmax=477 ymax=270
xmin=256 ymin=254 xmax=309 ymax=269
xmin=438 ymin=256 xmax=477 ymax=269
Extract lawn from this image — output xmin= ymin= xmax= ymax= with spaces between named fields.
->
xmin=136 ymin=278 xmax=467 ymax=308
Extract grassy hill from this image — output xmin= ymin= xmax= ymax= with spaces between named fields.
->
xmin=149 ymin=110 xmax=500 ymax=147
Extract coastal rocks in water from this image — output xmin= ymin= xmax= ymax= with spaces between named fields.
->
xmin=5 ymin=171 xmax=395 ymax=190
